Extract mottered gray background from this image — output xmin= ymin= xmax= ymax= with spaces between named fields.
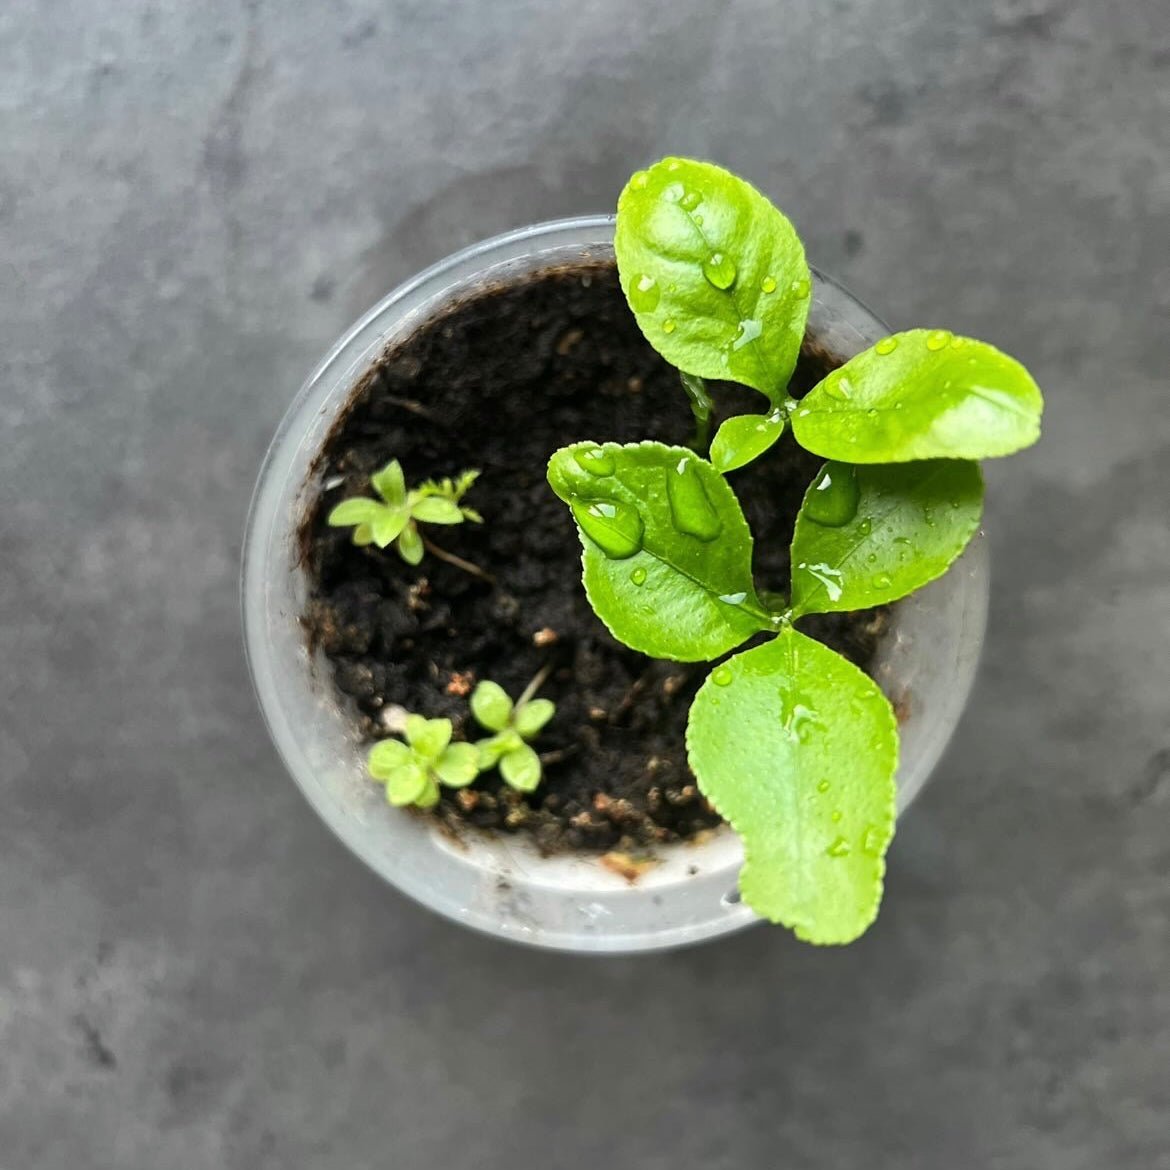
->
xmin=2 ymin=1 xmax=1168 ymax=1166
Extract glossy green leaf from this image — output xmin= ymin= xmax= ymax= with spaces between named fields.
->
xmin=434 ymin=743 xmax=480 ymax=788
xmin=371 ymin=505 xmax=409 ymax=547
xmin=410 ymin=496 xmax=464 ymax=524
xmin=327 ymin=497 xmax=382 ymax=528
xmin=371 ymin=459 xmax=407 ymax=507
xmin=471 ymin=681 xmax=513 ymax=733
xmin=790 ymin=460 xmax=983 ymax=616
xmin=368 ymin=738 xmax=411 ymax=779
xmin=686 ymin=628 xmax=898 ymax=944
xmin=500 ymin=744 xmax=542 ymax=793
xmin=709 ymin=408 xmax=787 ymax=472
xmin=514 ymin=698 xmax=556 ymax=739
xmin=397 ymin=522 xmax=424 ymax=565
xmin=547 ymin=441 xmax=772 ymax=661
xmin=615 ymin=157 xmax=811 ymax=404
xmin=386 ymin=762 xmax=428 ymax=807
xmin=791 ymin=330 xmax=1044 ymax=462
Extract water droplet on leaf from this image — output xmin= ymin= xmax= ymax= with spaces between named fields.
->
xmin=628 ymin=273 xmax=660 ymax=313
xmin=629 ymin=566 xmax=647 ymax=586
xmin=630 ymin=170 xmax=649 ymax=190
xmin=702 ymin=252 xmax=737 ymax=290
xmin=826 ymin=837 xmax=851 ymax=858
xmin=761 ymin=276 xmax=777 ymax=293
xmin=570 ymin=496 xmax=645 ymax=559
xmin=663 ymin=319 xmax=677 ymax=335
xmin=712 ymin=667 xmax=733 ymax=687
xmin=731 ymin=318 xmax=763 ymax=351
xmin=857 ymin=518 xmax=872 ymax=535
xmin=831 ymin=810 xmax=843 ymax=824
xmin=679 ymin=189 xmax=702 ymax=212
xmin=873 ymin=573 xmax=892 ymax=589
xmin=926 ymin=329 xmax=952 ymax=351
xmin=692 ymin=214 xmax=704 ymax=226
xmin=718 ymin=591 xmax=747 ymax=605
xmin=791 ymin=276 xmax=811 ymax=298
xmin=805 ymin=465 xmax=859 ymax=527
xmin=666 ymin=456 xmax=722 ymax=541
xmin=816 ymin=779 xmax=831 ymax=793
xmin=875 ymin=336 xmax=899 ymax=355
xmin=862 ymin=825 xmax=883 ymax=855
xmin=578 ymin=447 xmax=615 ymax=476
xmin=824 ymin=375 xmax=853 ymax=401
xmin=802 ymin=562 xmax=844 ymax=602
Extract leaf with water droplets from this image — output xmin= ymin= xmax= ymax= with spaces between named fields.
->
xmin=790 ymin=459 xmax=983 ymax=615
xmin=709 ymin=409 xmax=787 ymax=472
xmin=791 ymin=330 xmax=1043 ymax=462
xmin=615 ymin=157 xmax=811 ymax=405
xmin=547 ymin=441 xmax=769 ymax=661
xmin=686 ymin=627 xmax=898 ymax=944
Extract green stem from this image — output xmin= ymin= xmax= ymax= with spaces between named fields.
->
xmin=679 ymin=372 xmax=713 ymax=451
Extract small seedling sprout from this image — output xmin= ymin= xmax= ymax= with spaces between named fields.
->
xmin=368 ymin=714 xmax=480 ymax=808
xmin=470 ymin=673 xmax=557 ymax=793
xmin=328 ymin=460 xmax=481 ymax=566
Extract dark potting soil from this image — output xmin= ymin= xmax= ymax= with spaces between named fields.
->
xmin=301 ymin=263 xmax=890 ymax=855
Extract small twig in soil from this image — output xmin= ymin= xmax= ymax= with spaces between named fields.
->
xmin=538 ymin=745 xmax=579 ymax=768
xmin=383 ymin=395 xmax=445 ymax=424
xmin=609 ymin=665 xmax=658 ymax=723
xmin=420 ymin=536 xmax=496 ymax=584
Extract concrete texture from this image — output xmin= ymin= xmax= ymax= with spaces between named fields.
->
xmin=1 ymin=0 xmax=1168 ymax=1166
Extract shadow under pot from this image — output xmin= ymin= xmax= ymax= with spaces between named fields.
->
xmin=242 ymin=216 xmax=988 ymax=954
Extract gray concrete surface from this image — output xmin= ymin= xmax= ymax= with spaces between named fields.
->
xmin=2 ymin=0 xmax=1168 ymax=1166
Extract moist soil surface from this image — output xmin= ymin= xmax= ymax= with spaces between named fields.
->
xmin=302 ymin=262 xmax=888 ymax=855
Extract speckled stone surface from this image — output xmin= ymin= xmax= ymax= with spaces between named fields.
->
xmin=2 ymin=1 xmax=1168 ymax=1166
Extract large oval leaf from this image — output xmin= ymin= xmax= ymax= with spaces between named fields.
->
xmin=790 ymin=460 xmax=983 ymax=616
xmin=547 ymin=441 xmax=771 ymax=661
xmin=686 ymin=629 xmax=898 ymax=944
xmin=615 ymin=157 xmax=811 ymax=404
xmin=790 ymin=330 xmax=1043 ymax=462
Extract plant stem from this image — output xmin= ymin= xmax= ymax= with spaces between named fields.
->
xmin=517 ymin=660 xmax=554 ymax=708
xmin=679 ymin=371 xmax=713 ymax=451
xmin=420 ymin=536 xmax=496 ymax=584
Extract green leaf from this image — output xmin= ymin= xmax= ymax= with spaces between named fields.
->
xmin=475 ymin=735 xmax=509 ymax=769
xmin=386 ymin=762 xmax=429 ymax=807
xmin=514 ymin=698 xmax=556 ymax=740
xmin=397 ymin=521 xmax=424 ymax=565
xmin=327 ymin=497 xmax=382 ymax=528
xmin=790 ymin=330 xmax=1043 ymax=462
xmin=709 ymin=409 xmax=786 ymax=472
xmin=471 ymin=681 xmax=513 ymax=732
xmin=414 ymin=775 xmax=441 ymax=809
xmin=500 ymin=744 xmax=542 ymax=793
xmin=547 ymin=441 xmax=771 ymax=661
xmin=434 ymin=742 xmax=480 ymax=788
xmin=615 ymin=157 xmax=811 ymax=404
xmin=371 ymin=459 xmax=407 ymax=507
xmin=404 ymin=715 xmax=451 ymax=760
xmin=410 ymin=496 xmax=464 ymax=525
xmin=370 ymin=505 xmax=409 ymax=547
xmin=790 ymin=460 xmax=983 ymax=616
xmin=352 ymin=524 xmax=374 ymax=547
xmin=368 ymin=738 xmax=411 ymax=779
xmin=686 ymin=628 xmax=898 ymax=944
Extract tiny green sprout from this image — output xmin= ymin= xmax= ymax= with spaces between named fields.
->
xmin=469 ymin=679 xmax=556 ymax=794
xmin=327 ymin=460 xmax=481 ymax=565
xmin=368 ymin=714 xmax=480 ymax=808
xmin=548 ymin=157 xmax=1045 ymax=945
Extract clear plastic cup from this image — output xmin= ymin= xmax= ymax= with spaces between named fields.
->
xmin=242 ymin=216 xmax=989 ymax=954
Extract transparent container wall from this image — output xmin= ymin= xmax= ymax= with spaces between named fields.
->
xmin=242 ymin=217 xmax=989 ymax=954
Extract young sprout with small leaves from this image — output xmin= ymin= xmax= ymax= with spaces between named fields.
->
xmin=368 ymin=714 xmax=480 ymax=808
xmin=470 ymin=680 xmax=556 ymax=794
xmin=327 ymin=460 xmax=481 ymax=565
xmin=548 ymin=157 xmax=1044 ymax=944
